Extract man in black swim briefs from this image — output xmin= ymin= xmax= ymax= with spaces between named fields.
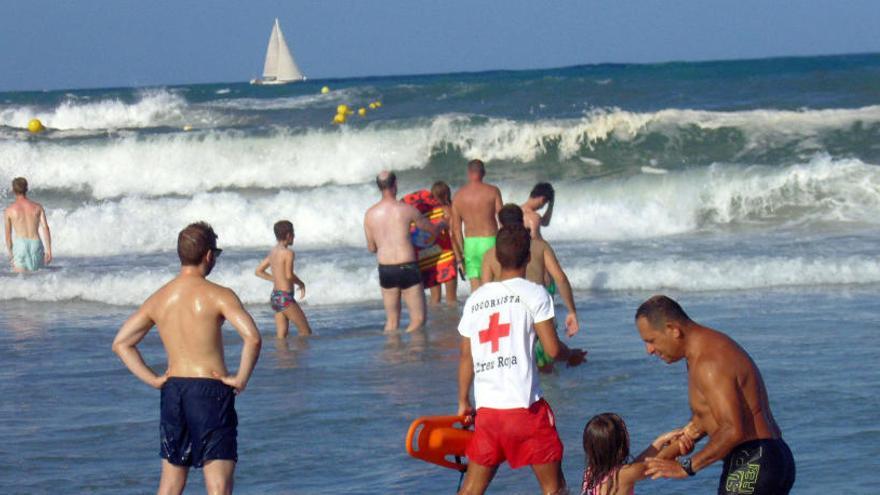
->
xmin=634 ymin=295 xmax=795 ymax=494
xmin=364 ymin=171 xmax=443 ymax=332
xmin=113 ymin=222 xmax=262 ymax=494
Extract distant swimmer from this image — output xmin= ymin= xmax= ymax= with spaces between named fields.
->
xmin=521 ymin=182 xmax=554 ymax=240
xmin=255 ymin=220 xmax=313 ymax=337
xmin=451 ymin=159 xmax=503 ymax=292
xmin=456 ymin=224 xmax=586 ymax=495
xmin=3 ymin=177 xmax=52 ymax=272
xmin=635 ymin=295 xmax=795 ymax=494
xmin=481 ymin=204 xmax=579 ymax=337
xmin=112 ymin=222 xmax=262 ymax=495
xmin=428 ymin=181 xmax=460 ymax=305
xmin=364 ymin=171 xmax=443 ymax=332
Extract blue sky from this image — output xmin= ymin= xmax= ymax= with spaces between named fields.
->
xmin=2 ymin=0 xmax=879 ymax=91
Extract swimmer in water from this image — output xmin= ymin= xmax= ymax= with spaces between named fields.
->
xmin=255 ymin=220 xmax=313 ymax=337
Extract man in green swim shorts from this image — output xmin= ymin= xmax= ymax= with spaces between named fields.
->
xmin=4 ymin=177 xmax=52 ymax=273
xmin=451 ymin=159 xmax=503 ymax=292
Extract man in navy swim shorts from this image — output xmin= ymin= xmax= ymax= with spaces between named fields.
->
xmin=113 ymin=222 xmax=262 ymax=494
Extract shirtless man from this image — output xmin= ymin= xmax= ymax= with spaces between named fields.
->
xmin=480 ymin=204 xmax=579 ymax=337
xmin=451 ymin=159 xmax=503 ymax=291
xmin=112 ymin=222 xmax=262 ymax=495
xmin=521 ymin=182 xmax=554 ymax=240
xmin=255 ymin=220 xmax=313 ymax=338
xmin=635 ymin=295 xmax=795 ymax=494
xmin=4 ymin=177 xmax=52 ymax=272
xmin=364 ymin=171 xmax=442 ymax=332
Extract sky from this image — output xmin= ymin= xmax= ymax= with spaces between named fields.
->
xmin=1 ymin=0 xmax=879 ymax=92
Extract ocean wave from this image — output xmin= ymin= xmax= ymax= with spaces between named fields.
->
xmin=4 ymin=104 xmax=879 ymax=198
xmin=0 ymin=258 xmax=382 ymax=307
xmin=566 ymin=255 xmax=880 ymax=292
xmin=0 ymin=90 xmax=225 ymax=131
xmin=2 ymin=252 xmax=878 ymax=307
xmin=0 ymin=126 xmax=435 ymax=198
xmin=29 ymin=156 xmax=880 ymax=257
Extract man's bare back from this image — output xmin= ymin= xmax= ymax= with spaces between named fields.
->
xmin=5 ymin=199 xmax=45 ymax=239
xmin=364 ymin=197 xmax=422 ymax=264
xmin=4 ymin=178 xmax=52 ymax=271
xmin=452 ymin=182 xmax=503 ymax=238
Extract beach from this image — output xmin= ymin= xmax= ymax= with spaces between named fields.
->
xmin=1 ymin=53 xmax=880 ymax=493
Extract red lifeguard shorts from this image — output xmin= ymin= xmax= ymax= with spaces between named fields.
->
xmin=465 ymin=398 xmax=564 ymax=469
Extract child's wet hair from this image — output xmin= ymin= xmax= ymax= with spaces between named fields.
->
xmin=583 ymin=412 xmax=631 ymax=494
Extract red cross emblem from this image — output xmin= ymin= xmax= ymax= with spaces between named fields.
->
xmin=478 ymin=312 xmax=510 ymax=353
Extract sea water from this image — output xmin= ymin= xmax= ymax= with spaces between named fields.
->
xmin=1 ymin=53 xmax=879 ymax=493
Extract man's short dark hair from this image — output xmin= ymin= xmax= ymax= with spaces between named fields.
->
xmin=530 ymin=182 xmax=554 ymax=202
xmin=177 ymin=222 xmax=218 ymax=266
xmin=12 ymin=177 xmax=28 ymax=195
xmin=274 ymin=220 xmax=294 ymax=241
xmin=467 ymin=159 xmax=485 ymax=178
xmin=495 ymin=224 xmax=531 ymax=269
xmin=498 ymin=203 xmax=524 ymax=227
xmin=635 ymin=295 xmax=691 ymax=330
xmin=376 ymin=171 xmax=397 ymax=191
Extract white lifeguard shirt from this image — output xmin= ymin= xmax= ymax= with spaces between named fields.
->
xmin=458 ymin=277 xmax=555 ymax=409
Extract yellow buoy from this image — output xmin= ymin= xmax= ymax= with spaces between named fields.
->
xmin=182 ymin=125 xmax=193 ymax=132
xmin=369 ymin=103 xmax=377 ymax=110
xmin=321 ymin=86 xmax=330 ymax=94
xmin=375 ymin=101 xmax=382 ymax=108
xmin=333 ymin=113 xmax=347 ymax=125
xmin=27 ymin=118 xmax=44 ymax=134
xmin=337 ymin=104 xmax=349 ymax=115
xmin=358 ymin=108 xmax=367 ymax=117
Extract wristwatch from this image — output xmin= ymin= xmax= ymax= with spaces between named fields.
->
xmin=679 ymin=457 xmax=696 ymax=476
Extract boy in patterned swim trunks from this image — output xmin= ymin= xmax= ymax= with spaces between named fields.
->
xmin=255 ymin=220 xmax=313 ymax=337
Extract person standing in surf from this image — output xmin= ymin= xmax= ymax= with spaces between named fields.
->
xmin=255 ymin=220 xmax=313 ymax=337
xmin=451 ymin=159 xmax=503 ymax=292
xmin=364 ymin=171 xmax=443 ymax=332
xmin=480 ymin=204 xmax=580 ymax=338
xmin=4 ymin=177 xmax=52 ymax=272
xmin=428 ymin=180 xmax=460 ymax=305
xmin=634 ymin=295 xmax=796 ymax=494
xmin=112 ymin=222 xmax=262 ymax=495
xmin=456 ymin=224 xmax=586 ymax=495
xmin=521 ymin=182 xmax=554 ymax=240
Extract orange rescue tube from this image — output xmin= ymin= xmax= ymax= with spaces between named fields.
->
xmin=405 ymin=415 xmax=473 ymax=471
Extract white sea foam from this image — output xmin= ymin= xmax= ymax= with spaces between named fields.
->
xmin=0 ymin=90 xmax=223 ymax=130
xmin=28 ymin=156 xmax=880 ymax=257
xmin=2 ymin=251 xmax=878 ymax=307
xmin=565 ymin=255 xmax=880 ymax=292
xmin=3 ymin=104 xmax=880 ymax=197
xmin=0 ymin=126 xmax=435 ymax=198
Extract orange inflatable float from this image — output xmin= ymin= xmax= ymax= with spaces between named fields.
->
xmin=405 ymin=415 xmax=474 ymax=471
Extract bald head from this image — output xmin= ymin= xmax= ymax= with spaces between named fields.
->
xmin=635 ymin=295 xmax=691 ymax=331
xmin=376 ymin=170 xmax=397 ymax=192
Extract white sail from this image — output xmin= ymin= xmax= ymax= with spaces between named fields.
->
xmin=261 ymin=19 xmax=304 ymax=83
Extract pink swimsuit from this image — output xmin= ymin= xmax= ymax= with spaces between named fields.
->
xmin=581 ymin=467 xmax=634 ymax=495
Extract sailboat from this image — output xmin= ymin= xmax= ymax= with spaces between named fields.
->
xmin=250 ymin=18 xmax=305 ymax=85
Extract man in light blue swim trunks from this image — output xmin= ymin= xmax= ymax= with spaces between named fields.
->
xmin=4 ymin=177 xmax=52 ymax=272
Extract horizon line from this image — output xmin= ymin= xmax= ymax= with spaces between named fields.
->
xmin=2 ymin=50 xmax=878 ymax=95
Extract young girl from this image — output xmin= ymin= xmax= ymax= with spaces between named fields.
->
xmin=582 ymin=413 xmax=695 ymax=495
xmin=428 ymin=181 xmax=458 ymax=304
